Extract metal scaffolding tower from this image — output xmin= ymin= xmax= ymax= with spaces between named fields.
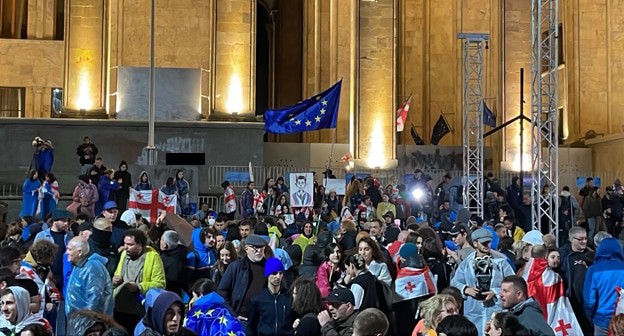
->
xmin=458 ymin=33 xmax=488 ymax=219
xmin=530 ymin=0 xmax=559 ymax=237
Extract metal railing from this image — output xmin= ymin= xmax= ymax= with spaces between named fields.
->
xmin=194 ymin=195 xmax=225 ymax=213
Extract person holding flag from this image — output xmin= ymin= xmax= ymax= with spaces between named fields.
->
xmin=521 ymin=244 xmax=582 ymax=336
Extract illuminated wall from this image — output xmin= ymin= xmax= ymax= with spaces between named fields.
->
xmin=212 ymin=0 xmax=255 ymax=116
xmin=355 ymin=0 xmax=397 ymax=169
xmin=63 ymin=0 xmax=105 ymax=112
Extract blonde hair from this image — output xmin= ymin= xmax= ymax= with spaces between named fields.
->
xmin=610 ymin=314 xmax=624 ymax=336
xmin=511 ymin=240 xmax=528 ymax=257
xmin=419 ymin=294 xmax=457 ymax=330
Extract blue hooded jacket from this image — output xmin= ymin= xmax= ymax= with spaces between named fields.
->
xmin=134 ymin=288 xmax=165 ymax=336
xmin=583 ymin=237 xmax=624 ymax=328
xmin=186 ymin=228 xmax=216 ymax=268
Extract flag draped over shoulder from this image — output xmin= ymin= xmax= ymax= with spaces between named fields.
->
xmin=264 ymin=80 xmax=342 ymax=134
xmin=430 ymin=115 xmax=451 ymax=145
xmin=396 ymin=95 xmax=412 ymax=132
xmin=521 ymin=258 xmax=582 ymax=336
xmin=410 ymin=125 xmax=425 ymax=145
xmin=129 ymin=188 xmax=177 ymax=223
xmin=394 ymin=265 xmax=437 ymax=301
xmin=483 ymin=101 xmax=496 ymax=127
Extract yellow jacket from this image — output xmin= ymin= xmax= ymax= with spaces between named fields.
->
xmin=512 ymin=226 xmax=526 ymax=242
xmin=376 ymin=202 xmax=397 ymax=221
xmin=115 ymin=246 xmax=166 ymax=293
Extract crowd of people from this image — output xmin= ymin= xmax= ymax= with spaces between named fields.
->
xmin=2 ymin=139 xmax=624 ymax=335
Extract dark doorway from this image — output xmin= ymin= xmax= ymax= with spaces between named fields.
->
xmin=256 ymin=5 xmax=271 ymax=116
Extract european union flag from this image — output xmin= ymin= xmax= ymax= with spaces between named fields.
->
xmin=483 ymin=101 xmax=496 ymax=127
xmin=265 ymin=80 xmax=342 ymax=134
xmin=410 ymin=125 xmax=425 ymax=145
xmin=431 ymin=115 xmax=451 ymax=145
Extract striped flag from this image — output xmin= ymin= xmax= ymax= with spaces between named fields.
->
xmin=395 ymin=265 xmax=437 ymax=301
xmin=396 ymin=95 xmax=412 ymax=132
xmin=522 ymin=258 xmax=582 ymax=336
xmin=129 ymin=188 xmax=177 ymax=223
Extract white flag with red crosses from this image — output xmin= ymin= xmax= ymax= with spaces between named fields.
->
xmin=522 ymin=258 xmax=582 ymax=336
xmin=394 ymin=265 xmax=437 ymax=301
xmin=129 ymin=188 xmax=177 ymax=223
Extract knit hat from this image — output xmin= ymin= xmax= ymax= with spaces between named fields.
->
xmin=264 ymin=257 xmax=285 ymax=277
xmin=399 ymin=243 xmax=418 ymax=259
xmin=52 ymin=209 xmax=73 ymax=221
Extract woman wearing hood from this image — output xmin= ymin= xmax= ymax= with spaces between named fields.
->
xmin=175 ymin=170 xmax=190 ymax=215
xmin=160 ymin=178 xmax=179 ymax=207
xmin=67 ymin=175 xmax=99 ymax=219
xmin=0 ymin=286 xmax=52 ymax=335
xmin=114 ymin=161 xmax=132 ymax=213
xmin=135 ymin=171 xmax=152 ymax=191
xmin=138 ymin=290 xmax=196 ymax=336
xmin=20 ymin=170 xmax=41 ymax=218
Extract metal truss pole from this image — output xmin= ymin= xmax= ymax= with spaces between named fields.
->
xmin=530 ymin=0 xmax=559 ymax=239
xmin=458 ymin=33 xmax=488 ymax=219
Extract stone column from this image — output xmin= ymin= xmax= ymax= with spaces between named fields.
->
xmin=353 ymin=0 xmax=397 ymax=169
xmin=211 ymin=0 xmax=256 ymax=120
xmin=62 ymin=0 xmax=106 ymax=116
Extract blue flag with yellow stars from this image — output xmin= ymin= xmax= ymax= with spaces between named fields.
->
xmin=430 ymin=114 xmax=451 ymax=145
xmin=184 ymin=293 xmax=245 ymax=336
xmin=483 ymin=101 xmax=496 ymax=127
xmin=264 ymin=80 xmax=342 ymax=134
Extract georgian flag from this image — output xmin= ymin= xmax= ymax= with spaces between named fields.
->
xmin=522 ymin=258 xmax=582 ymax=336
xmin=129 ymin=188 xmax=177 ymax=223
xmin=224 ymin=185 xmax=237 ymax=214
xmin=395 ymin=265 xmax=437 ymax=301
xmin=396 ymin=95 xmax=412 ymax=132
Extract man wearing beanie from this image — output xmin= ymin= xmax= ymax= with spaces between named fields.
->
xmin=218 ymin=234 xmax=269 ymax=327
xmin=246 ymin=257 xmax=293 ymax=336
xmin=34 ymin=209 xmax=73 ymax=291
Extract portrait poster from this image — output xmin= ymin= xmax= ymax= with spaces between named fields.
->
xmin=289 ymin=172 xmax=314 ymax=207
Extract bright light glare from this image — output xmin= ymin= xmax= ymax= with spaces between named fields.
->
xmin=366 ymin=118 xmax=385 ymax=168
xmin=76 ymin=72 xmax=93 ymax=110
xmin=226 ymin=74 xmax=243 ymax=114
xmin=412 ymin=188 xmax=424 ymax=200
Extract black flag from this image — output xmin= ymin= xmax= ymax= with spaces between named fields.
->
xmin=431 ymin=115 xmax=451 ymax=145
xmin=410 ymin=125 xmax=425 ymax=145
